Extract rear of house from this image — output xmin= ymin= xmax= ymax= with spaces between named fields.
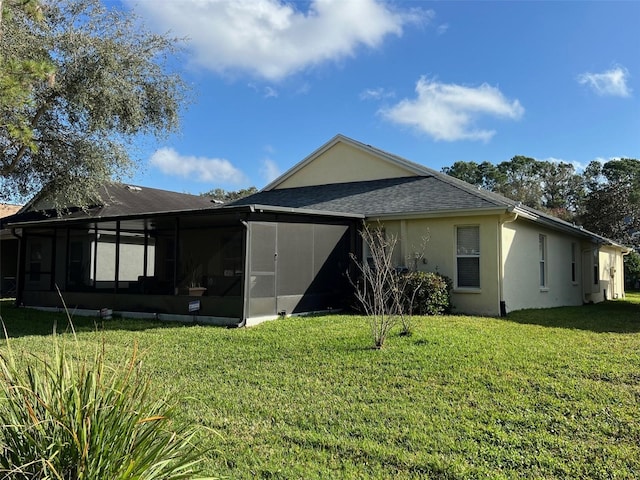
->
xmin=5 ymin=134 xmax=630 ymax=322
xmin=235 ymin=134 xmax=630 ymax=316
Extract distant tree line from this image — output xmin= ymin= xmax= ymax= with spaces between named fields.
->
xmin=201 ymin=186 xmax=258 ymax=203
xmin=443 ymin=157 xmax=640 ymax=246
xmin=443 ymin=157 xmax=640 ymax=288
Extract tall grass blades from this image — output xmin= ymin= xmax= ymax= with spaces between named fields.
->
xmin=0 ymin=325 xmax=204 ymax=479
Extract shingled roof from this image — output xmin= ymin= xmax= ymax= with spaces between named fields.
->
xmin=232 ymin=175 xmax=509 ymax=216
xmin=234 ymin=134 xmax=629 ymax=248
xmin=5 ymin=183 xmax=216 ymax=226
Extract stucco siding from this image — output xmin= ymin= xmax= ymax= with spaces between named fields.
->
xmin=276 ymin=142 xmax=417 ymax=189
xmin=370 ymin=215 xmax=502 ymax=316
xmin=502 ymin=220 xmax=583 ymax=312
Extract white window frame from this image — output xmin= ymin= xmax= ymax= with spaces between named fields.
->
xmin=455 ymin=225 xmax=480 ymax=290
xmin=539 ymin=234 xmax=547 ymax=289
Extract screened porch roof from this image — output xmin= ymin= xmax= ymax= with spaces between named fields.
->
xmin=5 ymin=203 xmax=363 ymax=232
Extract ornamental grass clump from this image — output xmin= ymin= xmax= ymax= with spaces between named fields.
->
xmin=0 ymin=323 xmax=204 ymax=479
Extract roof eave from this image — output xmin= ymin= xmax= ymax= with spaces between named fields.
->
xmin=6 ymin=203 xmax=364 ymax=229
xmin=5 ymin=206 xmax=218 ymax=229
xmin=244 ymin=204 xmax=364 ymax=219
xmin=366 ymin=207 xmax=510 ymax=221
xmin=512 ymin=206 xmax=629 ymax=248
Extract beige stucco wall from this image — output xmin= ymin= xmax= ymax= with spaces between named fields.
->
xmin=502 ymin=219 xmax=586 ymax=312
xmin=369 ymin=214 xmax=502 ymax=316
xmin=276 ymin=142 xmax=416 ymax=189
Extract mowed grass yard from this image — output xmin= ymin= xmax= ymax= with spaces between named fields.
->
xmin=1 ymin=294 xmax=640 ymax=479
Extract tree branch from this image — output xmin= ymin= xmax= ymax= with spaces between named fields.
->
xmin=3 ymin=94 xmax=54 ymax=174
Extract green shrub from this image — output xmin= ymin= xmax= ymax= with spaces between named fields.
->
xmin=0 ymin=327 xmax=205 ymax=479
xmin=402 ymin=271 xmax=453 ymax=316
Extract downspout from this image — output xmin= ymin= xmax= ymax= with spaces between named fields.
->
xmin=236 ymin=219 xmax=250 ymax=328
xmin=498 ymin=209 xmax=518 ymax=316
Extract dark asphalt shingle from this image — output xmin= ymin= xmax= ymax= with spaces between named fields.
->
xmin=231 ymin=176 xmax=511 ymax=215
xmin=4 ymin=183 xmax=216 ymax=225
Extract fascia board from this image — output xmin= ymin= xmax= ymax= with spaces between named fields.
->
xmin=7 ymin=204 xmax=364 ymax=229
xmin=5 ymin=206 xmax=219 ymax=229
xmin=247 ymin=204 xmax=364 ymax=219
xmin=365 ymin=207 xmax=509 ymax=222
xmin=513 ymin=208 xmax=626 ymax=247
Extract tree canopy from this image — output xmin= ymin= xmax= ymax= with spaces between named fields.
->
xmin=580 ymin=158 xmax=640 ymax=248
xmin=201 ymin=186 xmax=258 ymax=203
xmin=0 ymin=0 xmax=187 ymax=209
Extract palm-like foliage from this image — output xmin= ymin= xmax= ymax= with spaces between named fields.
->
xmin=0 ymin=325 xmax=204 ymax=479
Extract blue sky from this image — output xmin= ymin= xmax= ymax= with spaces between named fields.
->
xmin=116 ymin=0 xmax=639 ymax=195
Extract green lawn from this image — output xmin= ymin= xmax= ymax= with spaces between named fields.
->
xmin=1 ymin=294 xmax=639 ymax=479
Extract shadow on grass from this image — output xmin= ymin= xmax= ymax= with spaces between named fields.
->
xmin=505 ymin=294 xmax=640 ymax=333
xmin=0 ymin=299 xmax=188 ymax=339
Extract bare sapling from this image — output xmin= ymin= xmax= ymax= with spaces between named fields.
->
xmin=350 ymin=223 xmax=400 ymax=348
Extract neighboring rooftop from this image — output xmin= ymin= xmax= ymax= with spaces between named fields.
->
xmin=0 ymin=204 xmax=22 ymax=219
xmin=5 ymin=183 xmax=217 ymax=225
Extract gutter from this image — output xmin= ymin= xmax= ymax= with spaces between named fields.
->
xmin=369 ymin=206 xmax=508 ymax=222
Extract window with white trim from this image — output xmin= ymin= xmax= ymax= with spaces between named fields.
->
xmin=456 ymin=226 xmax=480 ymax=288
xmin=539 ymin=234 xmax=547 ymax=288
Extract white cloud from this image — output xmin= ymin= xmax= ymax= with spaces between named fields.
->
xmin=128 ymin=0 xmax=431 ymax=81
xmin=264 ymin=86 xmax=279 ymax=98
xmin=380 ymin=77 xmax=524 ymax=142
xmin=359 ymin=87 xmax=396 ymax=100
xmin=543 ymin=156 xmax=589 ymax=173
xmin=577 ymin=66 xmax=631 ymax=97
xmin=260 ymin=158 xmax=281 ymax=183
xmin=295 ymin=82 xmax=312 ymax=95
xmin=436 ymin=23 xmax=449 ymax=35
xmin=247 ymin=83 xmax=278 ymax=97
xmin=149 ymin=148 xmax=247 ymax=184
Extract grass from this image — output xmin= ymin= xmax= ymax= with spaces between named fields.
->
xmin=1 ymin=293 xmax=639 ymax=479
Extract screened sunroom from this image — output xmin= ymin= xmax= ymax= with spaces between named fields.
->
xmin=11 ymin=204 xmax=360 ymax=326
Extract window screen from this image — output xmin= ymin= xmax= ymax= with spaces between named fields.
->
xmin=456 ymin=226 xmax=480 ymax=288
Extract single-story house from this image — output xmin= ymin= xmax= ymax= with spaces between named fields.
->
xmin=3 ymin=134 xmax=631 ymax=324
xmin=233 ymin=134 xmax=631 ymax=315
